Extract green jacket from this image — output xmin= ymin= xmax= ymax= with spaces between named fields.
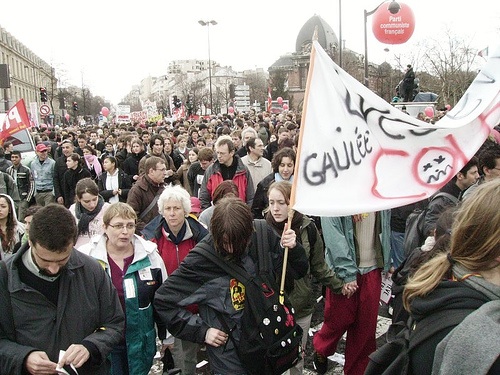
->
xmin=79 ymin=234 xmax=168 ymax=375
xmin=321 ymin=211 xmax=391 ymax=283
xmin=287 ymin=216 xmax=343 ymax=318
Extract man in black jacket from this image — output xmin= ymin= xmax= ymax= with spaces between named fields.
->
xmin=0 ymin=204 xmax=124 ymax=375
xmin=423 ymin=156 xmax=479 ymax=236
xmin=401 ymin=64 xmax=416 ymax=102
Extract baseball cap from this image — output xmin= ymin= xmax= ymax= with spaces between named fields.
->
xmin=36 ymin=143 xmax=48 ymax=152
xmin=190 ymin=197 xmax=202 ymax=214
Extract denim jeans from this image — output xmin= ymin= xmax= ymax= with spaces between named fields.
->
xmin=390 ymin=230 xmax=406 ymax=269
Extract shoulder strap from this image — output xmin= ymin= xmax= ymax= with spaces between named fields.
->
xmin=431 ymin=192 xmax=459 ymax=205
xmin=195 ymin=242 xmax=253 ymax=285
xmin=408 ymin=308 xmax=473 ymax=351
xmin=306 ymin=221 xmax=317 ymax=249
xmin=139 ymin=193 xmax=161 ymax=221
xmin=253 ymin=219 xmax=269 ymax=275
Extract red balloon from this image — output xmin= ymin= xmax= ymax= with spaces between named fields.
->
xmin=282 ymin=103 xmax=289 ymax=110
xmin=101 ymin=106 xmax=110 ymax=117
xmin=424 ymin=106 xmax=434 ymax=117
xmin=228 ymin=106 xmax=234 ymax=113
xmin=277 ymin=97 xmax=283 ymax=105
xmin=372 ymin=2 xmax=415 ymax=44
xmin=64 ymin=113 xmax=70 ymax=120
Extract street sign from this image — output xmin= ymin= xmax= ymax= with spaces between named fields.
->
xmin=235 ymin=100 xmax=251 ymax=106
xmin=234 ymin=84 xmax=251 ymax=112
xmin=39 ymin=104 xmax=51 ymax=115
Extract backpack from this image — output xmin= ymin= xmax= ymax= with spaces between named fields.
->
xmin=196 ymin=220 xmax=303 ymax=375
xmin=304 ymin=220 xmax=317 ymax=249
xmin=365 ymin=309 xmax=473 ymax=375
xmin=402 ymin=192 xmax=458 ymax=257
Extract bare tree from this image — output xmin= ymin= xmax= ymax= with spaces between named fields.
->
xmin=269 ymin=70 xmax=289 ymax=105
xmin=394 ymin=29 xmax=481 ymax=106
xmin=244 ymin=71 xmax=268 ymax=109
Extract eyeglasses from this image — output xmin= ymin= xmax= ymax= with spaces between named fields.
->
xmin=155 ymin=167 xmax=167 ymax=172
xmin=108 ymin=223 xmax=136 ymax=230
xmin=492 ymin=167 xmax=500 ymax=171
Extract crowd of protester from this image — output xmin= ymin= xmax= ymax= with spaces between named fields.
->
xmin=0 ymin=108 xmax=499 ymax=375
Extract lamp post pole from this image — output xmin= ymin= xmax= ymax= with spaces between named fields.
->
xmin=339 ymin=0 xmax=343 ymax=68
xmin=364 ymin=1 xmax=400 ymax=87
xmin=199 ymin=20 xmax=217 ymax=115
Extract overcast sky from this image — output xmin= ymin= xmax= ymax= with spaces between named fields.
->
xmin=1 ymin=0 xmax=498 ymax=105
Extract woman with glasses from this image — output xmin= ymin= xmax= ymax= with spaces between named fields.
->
xmin=79 ymin=202 xmax=170 ymax=375
xmin=142 ymin=184 xmax=208 ymax=375
xmin=69 ymin=178 xmax=110 ymax=248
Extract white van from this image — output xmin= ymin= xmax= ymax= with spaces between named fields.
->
xmin=11 ymin=129 xmax=36 ymax=166
xmin=0 ymin=127 xmax=37 ymax=166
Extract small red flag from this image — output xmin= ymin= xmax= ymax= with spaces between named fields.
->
xmin=0 ymin=99 xmax=31 ymax=144
xmin=267 ymin=87 xmax=272 ymax=112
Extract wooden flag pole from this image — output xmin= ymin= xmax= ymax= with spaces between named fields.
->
xmin=278 ymin=27 xmax=318 ymax=305
xmin=279 ymin=207 xmax=295 ymax=305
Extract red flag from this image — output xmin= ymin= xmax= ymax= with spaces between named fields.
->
xmin=0 ymin=99 xmax=31 ymax=144
xmin=267 ymin=87 xmax=272 ymax=112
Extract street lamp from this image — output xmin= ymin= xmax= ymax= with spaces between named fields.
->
xmin=338 ymin=0 xmax=343 ymax=68
xmin=198 ymin=19 xmax=217 ymax=114
xmin=364 ymin=1 xmax=400 ymax=87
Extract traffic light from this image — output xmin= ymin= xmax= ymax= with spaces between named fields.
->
xmin=72 ymin=101 xmax=78 ymax=111
xmin=39 ymin=87 xmax=48 ymax=102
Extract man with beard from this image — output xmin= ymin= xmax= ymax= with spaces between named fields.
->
xmin=0 ymin=203 xmax=124 ymax=374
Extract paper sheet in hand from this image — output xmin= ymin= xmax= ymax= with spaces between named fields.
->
xmin=55 ymin=350 xmax=79 ymax=375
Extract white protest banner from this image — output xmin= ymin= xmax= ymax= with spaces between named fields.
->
xmin=116 ymin=105 xmax=131 ymax=124
xmin=292 ymin=41 xmax=500 ymax=217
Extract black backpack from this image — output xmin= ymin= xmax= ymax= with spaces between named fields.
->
xmin=365 ymin=309 xmax=472 ymax=375
xmin=402 ymin=192 xmax=458 ymax=257
xmin=196 ymin=220 xmax=303 ymax=375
